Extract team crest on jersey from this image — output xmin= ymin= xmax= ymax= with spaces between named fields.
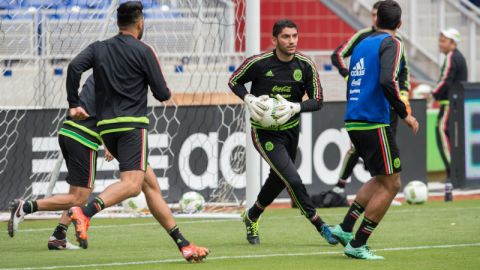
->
xmin=293 ymin=69 xmax=302 ymax=81
xmin=394 ymin=158 xmax=401 ymax=168
xmin=265 ymin=141 xmax=274 ymax=151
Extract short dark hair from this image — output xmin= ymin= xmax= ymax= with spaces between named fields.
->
xmin=272 ymin=19 xmax=297 ymax=37
xmin=117 ymin=1 xmax=143 ymax=28
xmin=373 ymin=1 xmax=383 ymax=10
xmin=377 ymin=0 xmax=402 ymax=30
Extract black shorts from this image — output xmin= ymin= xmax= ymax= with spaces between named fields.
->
xmin=101 ymin=128 xmax=148 ymax=172
xmin=58 ymin=134 xmax=97 ymax=188
xmin=347 ymin=126 xmax=401 ymax=176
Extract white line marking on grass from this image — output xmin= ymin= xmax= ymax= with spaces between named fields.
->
xmin=7 ymin=205 xmax=480 ymax=234
xmin=14 ymin=219 xmax=236 ymax=233
xmin=1 ymin=242 xmax=480 ymax=270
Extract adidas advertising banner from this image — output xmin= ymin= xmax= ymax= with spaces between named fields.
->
xmin=450 ymin=83 xmax=480 ymax=188
xmin=0 ymin=101 xmax=426 ymax=208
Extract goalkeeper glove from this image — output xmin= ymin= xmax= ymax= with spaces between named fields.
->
xmin=244 ymin=94 xmax=269 ymax=122
xmin=400 ymin=90 xmax=412 ymax=115
xmin=274 ymin=94 xmax=301 ymax=125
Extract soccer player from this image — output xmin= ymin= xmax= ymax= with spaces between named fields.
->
xmin=331 ymin=0 xmax=419 ymax=259
xmin=8 ymin=75 xmax=105 ymax=250
xmin=228 ymin=19 xmax=338 ymax=246
xmin=65 ymin=1 xmax=208 ymax=262
xmin=330 ymin=0 xmax=411 ymax=194
xmin=431 ymin=28 xmax=467 ymax=181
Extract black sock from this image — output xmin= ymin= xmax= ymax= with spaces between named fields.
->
xmin=52 ymin=223 xmax=68 ymax=239
xmin=168 ymin=225 xmax=190 ymax=250
xmin=350 ymin=217 xmax=378 ymax=248
xmin=22 ymin=200 xmax=38 ymax=214
xmin=247 ymin=201 xmax=265 ymax=221
xmin=340 ymin=200 xmax=365 ymax=232
xmin=81 ymin=197 xmax=105 ymax=218
xmin=310 ymin=214 xmax=326 ymax=232
xmin=336 ymin=179 xmax=347 ymax=189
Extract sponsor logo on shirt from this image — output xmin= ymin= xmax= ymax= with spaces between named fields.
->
xmin=272 ymin=85 xmax=292 ymax=93
xmin=349 ymin=89 xmax=361 ymax=94
xmin=351 ymin=78 xmax=362 ymax=86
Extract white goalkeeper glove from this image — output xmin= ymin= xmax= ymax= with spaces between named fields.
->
xmin=274 ymin=94 xmax=301 ymax=125
xmin=244 ymin=94 xmax=269 ymax=122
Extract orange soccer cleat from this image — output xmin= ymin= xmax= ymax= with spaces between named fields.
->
xmin=180 ymin=243 xmax=209 ymax=263
xmin=67 ymin=206 xmax=90 ymax=249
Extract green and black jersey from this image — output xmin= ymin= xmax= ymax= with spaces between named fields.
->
xmin=331 ymin=26 xmax=411 ymax=95
xmin=228 ymin=50 xmax=323 ymax=130
xmin=59 ymin=75 xmax=102 ymax=151
xmin=66 ymin=33 xmax=171 ymax=136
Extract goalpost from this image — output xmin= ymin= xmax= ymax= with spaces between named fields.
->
xmin=0 ymin=0 xmax=260 ymax=218
xmin=244 ymin=0 xmax=261 ymax=211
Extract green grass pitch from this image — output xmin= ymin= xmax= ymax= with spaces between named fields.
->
xmin=1 ymin=200 xmax=479 ymax=269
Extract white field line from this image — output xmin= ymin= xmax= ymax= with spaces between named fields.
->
xmin=1 ymin=242 xmax=480 ymax=270
xmin=5 ymin=205 xmax=480 ymax=233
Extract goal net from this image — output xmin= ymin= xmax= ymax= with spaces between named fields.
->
xmin=0 ymin=0 xmax=247 ymax=217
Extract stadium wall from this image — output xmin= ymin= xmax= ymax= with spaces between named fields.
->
xmin=0 ymin=101 xmax=426 ymax=209
xmin=235 ymin=0 xmax=355 ymax=51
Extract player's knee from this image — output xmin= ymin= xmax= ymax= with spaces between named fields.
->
xmin=392 ymin=179 xmax=401 ymax=193
xmin=377 ymin=174 xmax=401 ymax=193
xmin=122 ymin=173 xmax=145 ymax=196
xmin=68 ymin=193 xmax=89 ymax=207
xmin=386 ymin=175 xmax=401 ymax=193
xmin=128 ymin=182 xmax=143 ymax=197
xmin=72 ymin=195 xmax=89 ymax=206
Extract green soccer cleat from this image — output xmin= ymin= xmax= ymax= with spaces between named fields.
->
xmin=344 ymin=243 xmax=384 ymax=260
xmin=331 ymin=224 xmax=353 ymax=246
xmin=241 ymin=210 xmax=260 ymax=245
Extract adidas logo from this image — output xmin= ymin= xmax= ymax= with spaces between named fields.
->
xmin=350 ymin=58 xmax=365 ymax=77
xmin=265 ymin=70 xmax=274 ymax=77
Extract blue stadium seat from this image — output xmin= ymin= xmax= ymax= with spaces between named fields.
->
xmin=69 ymin=0 xmax=111 ymax=9
xmin=0 ymin=0 xmax=22 ymax=10
xmin=118 ymin=0 xmax=157 ymax=9
xmin=21 ymin=0 xmax=66 ymax=9
xmin=55 ymin=11 xmax=105 ymax=19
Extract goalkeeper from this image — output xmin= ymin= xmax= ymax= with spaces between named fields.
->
xmin=228 ymin=19 xmax=337 ymax=246
xmin=329 ymin=0 xmax=411 ymax=194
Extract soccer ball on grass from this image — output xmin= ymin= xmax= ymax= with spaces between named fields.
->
xmin=403 ymin=180 xmax=428 ymax=204
xmin=179 ymin=191 xmax=205 ymax=213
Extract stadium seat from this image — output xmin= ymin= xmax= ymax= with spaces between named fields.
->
xmin=0 ymin=0 xmax=22 ymax=10
xmin=69 ymin=0 xmax=111 ymax=9
xmin=21 ymin=0 xmax=67 ymax=9
xmin=118 ymin=0 xmax=156 ymax=9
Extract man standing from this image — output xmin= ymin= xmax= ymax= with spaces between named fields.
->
xmin=65 ymin=1 xmax=208 ymax=262
xmin=431 ymin=28 xmax=468 ymax=181
xmin=330 ymin=0 xmax=411 ymax=194
xmin=229 ymin=19 xmax=338 ymax=246
xmin=331 ymin=1 xmax=419 ymax=259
